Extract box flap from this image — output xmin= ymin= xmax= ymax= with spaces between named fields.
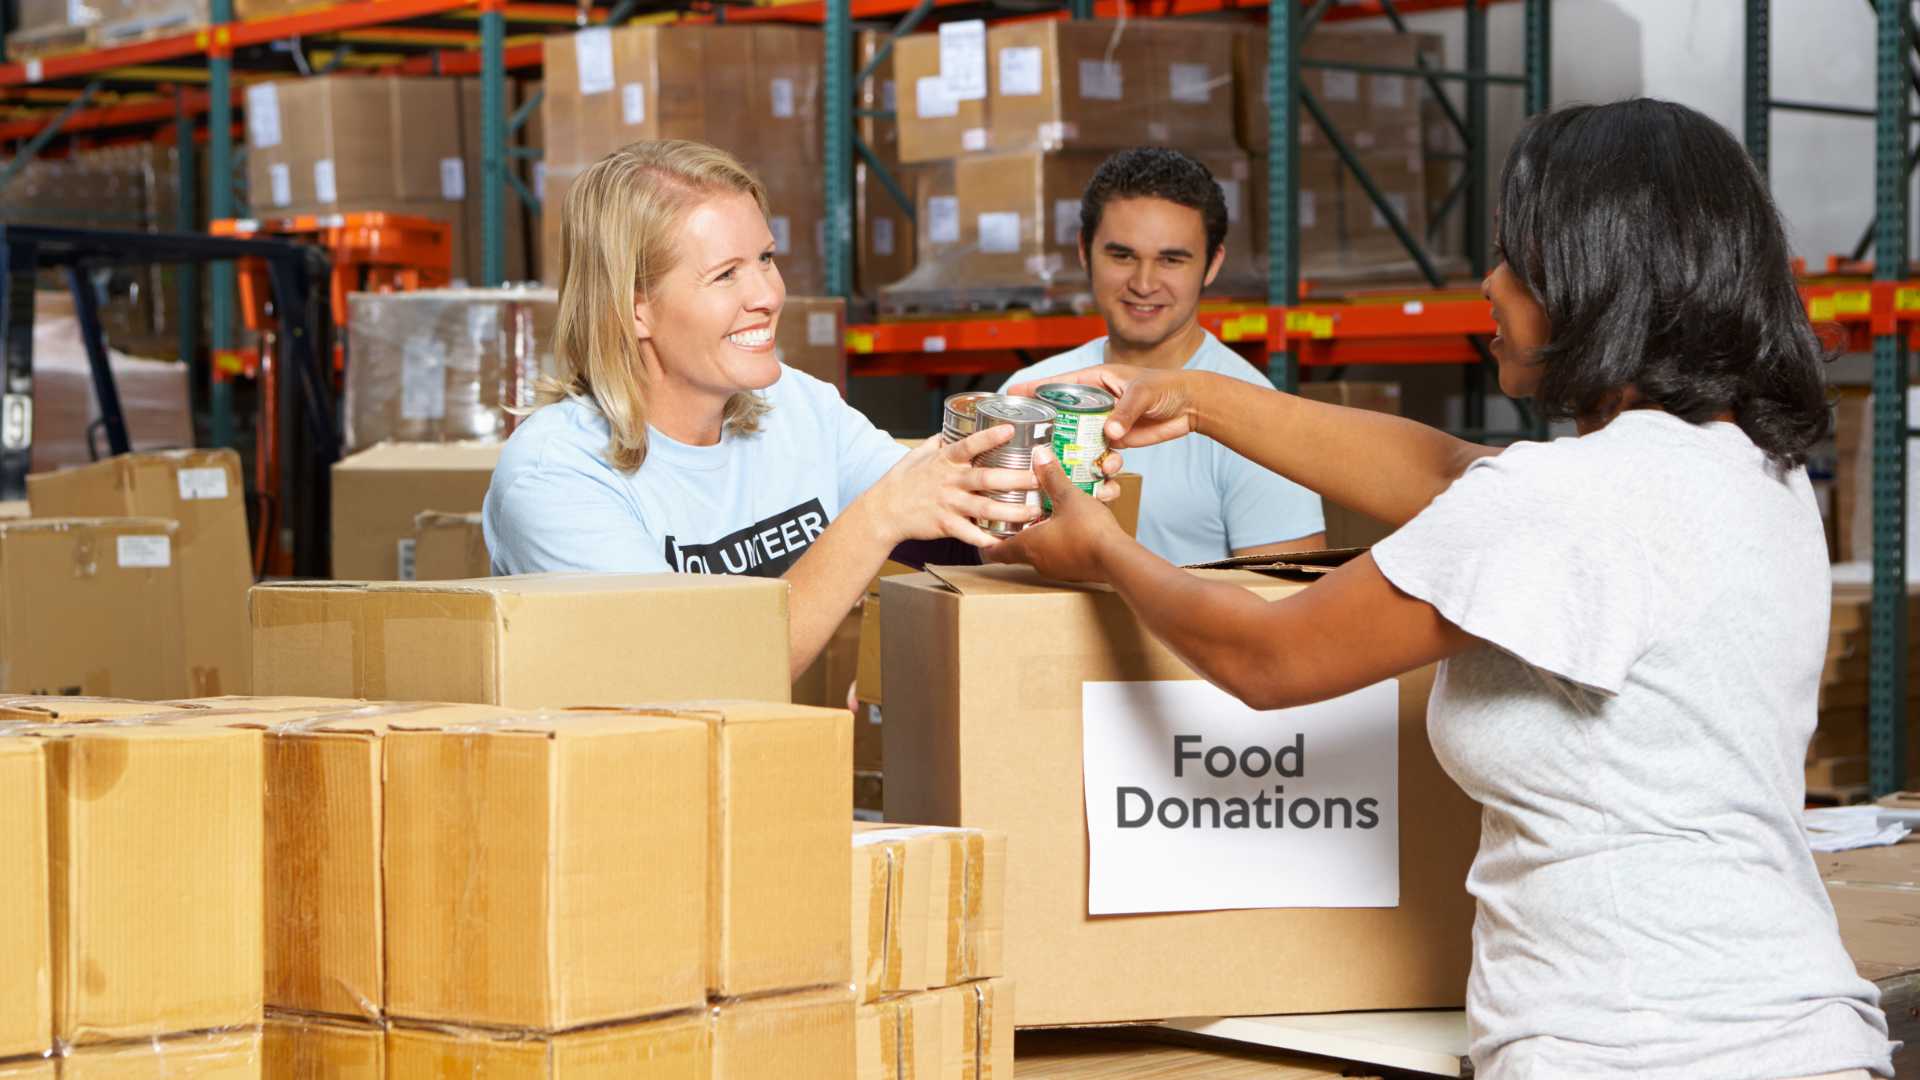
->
xmin=1184 ymin=546 xmax=1368 ymax=576
xmin=385 ymin=708 xmax=700 ymax=738
xmin=916 ymin=563 xmax=1301 ymax=596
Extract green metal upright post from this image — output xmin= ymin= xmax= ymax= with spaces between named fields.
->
xmin=1871 ymin=0 xmax=1910 ymax=797
xmin=1524 ymin=0 xmax=1548 ymax=116
xmin=1070 ymin=0 xmax=1093 ymax=20
xmin=481 ymin=3 xmax=506 ymax=285
xmin=824 ymin=0 xmax=851 ymax=298
xmin=1266 ymin=0 xmax=1300 ymax=393
xmin=208 ymin=0 xmax=235 ymax=449
xmin=1744 ymin=0 xmax=1769 ymax=174
xmin=1463 ymin=0 xmax=1489 ymax=434
xmin=175 ymin=89 xmax=201 ymax=378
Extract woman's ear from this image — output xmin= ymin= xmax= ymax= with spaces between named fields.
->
xmin=633 ymin=293 xmax=653 ymax=343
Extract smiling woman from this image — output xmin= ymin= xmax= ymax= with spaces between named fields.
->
xmin=479 ymin=139 xmax=1057 ymax=674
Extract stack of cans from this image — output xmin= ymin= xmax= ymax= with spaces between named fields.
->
xmin=941 ymin=384 xmax=1115 ymax=537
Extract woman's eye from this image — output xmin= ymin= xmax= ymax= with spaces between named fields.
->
xmin=715 ymin=267 xmax=737 ymax=282
xmin=760 ymin=251 xmax=774 ymax=265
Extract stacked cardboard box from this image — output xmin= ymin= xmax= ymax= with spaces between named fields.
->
xmin=329 ymin=441 xmax=500 ymax=580
xmin=857 ymin=31 xmax=918 ymax=298
xmin=27 ymin=450 xmax=252 ymax=696
xmin=343 ymin=287 xmax=560 ymax=453
xmin=243 ymin=76 xmax=532 ymax=285
xmin=539 ymin=24 xmax=826 ymax=294
xmin=776 ymin=296 xmax=849 ymax=390
xmin=1808 ymin=584 xmax=1920 ymax=797
xmin=0 ymin=518 xmax=188 ymax=699
xmin=409 ymin=511 xmax=490 ymax=580
xmin=8 ymin=0 xmax=207 ymax=58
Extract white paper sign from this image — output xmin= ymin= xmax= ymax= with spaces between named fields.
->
xmin=938 ymin=20 xmax=987 ymax=101
xmin=176 ymin=467 xmax=229 ymax=501
xmin=575 ymin=28 xmax=615 ymax=95
xmin=915 ymin=75 xmax=958 ymax=119
xmin=534 ymin=162 xmax=547 ymax=201
xmin=1168 ymin=62 xmax=1212 ymax=104
xmin=882 ymin=80 xmax=895 ymax=112
xmin=440 ymin=158 xmax=466 ymax=201
xmin=977 ymin=212 xmax=1020 ymax=254
xmin=1299 ymin=189 xmax=1317 ymax=228
xmin=116 ymin=535 xmax=171 ymax=569
xmin=999 ymin=46 xmax=1043 ymax=97
xmin=872 ymin=216 xmax=895 ymax=256
xmin=400 ymin=338 xmax=446 ymax=421
xmin=770 ymin=215 xmax=793 ymax=255
xmin=313 ymin=159 xmax=337 ymax=204
xmin=1081 ymin=679 xmax=1400 ymax=915
xmin=1053 ymin=199 xmax=1081 ymax=247
xmin=770 ymin=77 xmax=796 ymax=118
xmin=807 ymin=311 xmax=837 ymax=347
xmin=0 ymin=394 xmax=29 ymax=450
xmin=268 ymin=163 xmax=291 ymax=208
xmin=621 ymin=82 xmax=645 ymax=125
xmin=961 ymin=127 xmax=988 ymax=152
xmin=1078 ymin=59 xmax=1123 ymax=101
xmin=246 ymin=82 xmax=282 ymax=148
xmin=926 ymin=196 xmax=960 ymax=245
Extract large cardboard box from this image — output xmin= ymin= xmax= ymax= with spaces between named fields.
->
xmin=881 ymin=563 xmax=1478 ymax=1026
xmin=710 ymin=987 xmax=855 ymax=1079
xmin=1298 ymin=381 xmax=1403 ymax=549
xmin=754 ymin=156 xmax=829 ymax=297
xmin=985 ymin=21 xmax=1153 ymax=155
xmin=0 ymin=740 xmax=50 ymax=1061
xmin=263 ymin=1014 xmax=384 ymax=1079
xmin=852 ymin=823 xmax=1005 ymax=993
xmin=26 ymin=449 xmax=252 ymax=696
xmin=59 ymin=1028 xmax=263 ymax=1079
xmin=0 ymin=518 xmax=187 ymax=699
xmin=329 ymin=442 xmax=500 ymax=580
xmin=1235 ymin=28 xmax=1427 ymax=155
xmin=383 ymin=711 xmax=709 ymax=1029
xmin=857 ymin=162 xmax=917 ymax=297
xmin=386 ymin=1013 xmax=708 ymax=1078
xmin=411 ymin=511 xmax=491 ymax=580
xmin=251 ymin=573 xmax=791 ymax=706
xmin=776 ymin=296 xmax=847 ymax=390
xmin=1342 ymin=147 xmax=1427 ymax=262
xmin=1251 ymin=148 xmax=1344 ymax=267
xmin=36 ymin=724 xmax=263 ymax=1044
xmin=896 ymin=32 xmax=989 ymax=164
xmin=246 ymin=77 xmax=463 ymax=209
xmin=1145 ymin=23 xmax=1239 ymax=150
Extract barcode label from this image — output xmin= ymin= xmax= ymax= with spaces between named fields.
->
xmin=117 ymin=535 xmax=171 ymax=569
xmin=176 ymin=467 xmax=229 ymax=501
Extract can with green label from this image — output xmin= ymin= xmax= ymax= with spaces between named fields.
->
xmin=1036 ymin=383 xmax=1116 ymax=501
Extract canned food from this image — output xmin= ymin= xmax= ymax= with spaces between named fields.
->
xmin=942 ymin=392 xmax=1001 ymax=444
xmin=1036 ymin=383 xmax=1116 ymax=499
xmin=972 ymin=396 xmax=1057 ymax=538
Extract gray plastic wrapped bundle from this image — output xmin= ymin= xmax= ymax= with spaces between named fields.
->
xmin=344 ymin=287 xmax=558 ymax=453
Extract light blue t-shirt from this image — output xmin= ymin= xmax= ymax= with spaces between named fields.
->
xmin=484 ymin=367 xmax=907 ymax=576
xmin=1002 ymin=332 xmax=1324 ymax=565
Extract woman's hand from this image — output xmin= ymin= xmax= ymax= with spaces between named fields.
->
xmin=1007 ymin=365 xmax=1201 ymax=450
xmin=860 ymin=427 xmax=1042 ymax=548
xmin=985 ymin=448 xmax=1129 ymax=583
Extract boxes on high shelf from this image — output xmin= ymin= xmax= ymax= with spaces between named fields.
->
xmin=894 ymin=32 xmax=990 ymax=164
xmin=1342 ymin=146 xmax=1427 ymax=263
xmin=881 ymin=560 xmax=1479 ymax=1026
xmin=775 ymin=297 xmax=847 ymax=390
xmin=1234 ymin=28 xmax=1430 ymax=155
xmin=1298 ymin=381 xmax=1404 ymax=549
xmin=0 ymin=518 xmax=187 ymax=699
xmin=411 ymin=511 xmax=491 ymax=580
xmin=1252 ymin=149 xmax=1344 ymax=268
xmin=26 ymin=450 xmax=251 ymax=696
xmin=245 ymin=77 xmax=461 ymax=210
xmin=0 ymin=739 xmax=50 ymax=1062
xmin=857 ymin=30 xmax=902 ymax=167
xmin=858 ymin=162 xmax=918 ymax=297
xmin=29 ymin=722 xmax=262 ymax=1044
xmin=455 ymin=78 xmax=534 ymax=284
xmin=329 ymin=441 xmax=500 ymax=580
xmin=8 ymin=0 xmax=211 ymax=59
xmin=753 ymin=156 xmax=829 ymax=297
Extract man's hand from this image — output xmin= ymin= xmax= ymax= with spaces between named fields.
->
xmin=985 ymin=448 xmax=1130 ymax=583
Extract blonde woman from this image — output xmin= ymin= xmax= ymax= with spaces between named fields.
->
xmin=484 ymin=140 xmax=1110 ymax=673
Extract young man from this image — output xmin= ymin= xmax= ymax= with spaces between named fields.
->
xmin=1001 ymin=148 xmax=1324 ymax=564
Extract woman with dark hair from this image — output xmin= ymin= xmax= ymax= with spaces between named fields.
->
xmin=992 ymin=100 xmax=1893 ymax=1079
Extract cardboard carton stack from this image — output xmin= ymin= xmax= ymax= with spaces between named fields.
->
xmin=889 ymin=20 xmax=1256 ymax=303
xmin=850 ymin=823 xmax=1013 ymax=1080
xmin=243 ymin=76 xmax=533 ymax=285
xmin=1808 ymin=584 xmax=1920 ymax=797
xmin=27 ymin=449 xmax=253 ymax=696
xmin=855 ymin=30 xmax=923 ymax=300
xmin=328 ymin=441 xmax=501 ymax=580
xmin=409 ymin=511 xmax=490 ymax=580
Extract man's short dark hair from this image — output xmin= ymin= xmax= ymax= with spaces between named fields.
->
xmin=1079 ymin=148 xmax=1229 ymax=262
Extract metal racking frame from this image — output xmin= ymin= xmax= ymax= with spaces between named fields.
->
xmin=1747 ymin=0 xmax=1913 ymax=796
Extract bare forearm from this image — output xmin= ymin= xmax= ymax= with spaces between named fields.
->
xmin=1191 ymin=373 xmax=1495 ymax=527
xmin=783 ymin=499 xmax=891 ymax=675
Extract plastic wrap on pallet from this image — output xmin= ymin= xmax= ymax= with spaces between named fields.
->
xmin=263 ymin=1012 xmax=384 ymax=1079
xmin=344 ymin=286 xmax=559 ymax=453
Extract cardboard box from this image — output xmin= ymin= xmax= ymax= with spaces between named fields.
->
xmin=58 ymin=1028 xmax=263 ymax=1079
xmin=776 ymin=296 xmax=848 ymax=390
xmin=793 ymin=606 xmax=861 ymax=710
xmin=1144 ymin=22 xmax=1239 ymax=150
xmin=1298 ymin=381 xmax=1402 ymax=549
xmin=1342 ymin=147 xmax=1427 ymax=262
xmin=0 ymin=518 xmax=187 ymax=699
xmin=263 ymin=1014 xmax=384 ymax=1079
xmin=908 ymin=162 xmax=961 ymax=281
xmin=252 ymin=573 xmax=791 ymax=706
xmin=857 ymin=30 xmax=902 ymax=168
xmin=246 ymin=77 xmax=463 ymax=209
xmin=329 ymin=442 xmax=500 ymax=580
xmin=852 ymin=823 xmax=1006 ymax=991
xmin=881 ymin=563 xmax=1479 ymax=1025
xmin=383 ymin=712 xmax=709 ymax=1029
xmin=36 ymin=724 xmax=263 ymax=1044
xmin=754 ymin=156 xmax=829 ymax=298
xmin=985 ymin=21 xmax=1152 ymax=155
xmin=896 ymin=32 xmax=989 ymax=164
xmin=858 ymin=162 xmax=917 ymax=297
xmin=1251 ymin=148 xmax=1344 ymax=267
xmin=1236 ymin=28 xmax=1425 ymax=155
xmin=710 ymin=987 xmax=855 ymax=1079
xmin=0 ymin=739 xmax=50 ymax=1061
xmin=411 ymin=511 xmax=491 ymax=581
xmin=26 ymin=449 xmax=252 ymax=696
xmin=850 ymin=830 xmax=907 ymax=1003
xmin=387 ymin=1013 xmax=708 ymax=1078
xmin=0 ymin=696 xmax=194 ymax=722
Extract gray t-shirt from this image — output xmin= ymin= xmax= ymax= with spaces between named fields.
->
xmin=1374 ymin=411 xmax=1894 ymax=1080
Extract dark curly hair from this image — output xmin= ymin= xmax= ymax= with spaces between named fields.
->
xmin=1078 ymin=147 xmax=1229 ymax=265
xmin=1496 ymin=99 xmax=1831 ymax=466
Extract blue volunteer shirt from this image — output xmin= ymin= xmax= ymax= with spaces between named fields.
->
xmin=484 ymin=367 xmax=908 ymax=576
xmin=1002 ymin=332 xmax=1324 ymax=565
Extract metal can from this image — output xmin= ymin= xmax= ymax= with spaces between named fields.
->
xmin=1036 ymin=383 xmax=1116 ymax=499
xmin=971 ymin=396 xmax=1057 ymax=537
xmin=942 ymin=391 xmax=1002 ymax=444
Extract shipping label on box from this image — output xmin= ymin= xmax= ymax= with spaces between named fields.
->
xmin=1082 ymin=679 xmax=1399 ymax=914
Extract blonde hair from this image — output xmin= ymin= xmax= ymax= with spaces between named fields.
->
xmin=541 ymin=139 xmax=774 ymax=473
